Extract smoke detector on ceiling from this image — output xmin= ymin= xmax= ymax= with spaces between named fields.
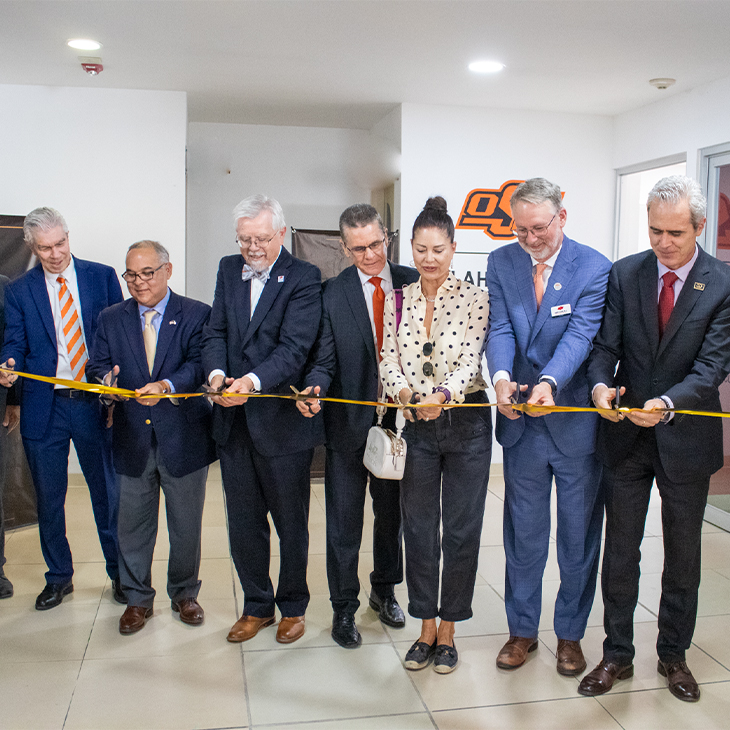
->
xmin=649 ymin=78 xmax=675 ymax=90
xmin=80 ymin=56 xmax=104 ymax=75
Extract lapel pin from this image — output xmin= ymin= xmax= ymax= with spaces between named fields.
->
xmin=693 ymin=282 xmax=705 ymax=291
xmin=553 ymin=282 xmax=562 ymax=291
xmin=169 ymin=320 xmax=177 ymax=325
xmin=278 ymin=275 xmax=285 ymax=283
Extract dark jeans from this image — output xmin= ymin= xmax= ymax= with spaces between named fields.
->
xmin=601 ymin=429 xmax=709 ymax=664
xmin=400 ymin=396 xmax=492 ymax=622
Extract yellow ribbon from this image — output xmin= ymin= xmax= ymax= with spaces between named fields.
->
xmin=1 ymin=366 xmax=729 ymax=418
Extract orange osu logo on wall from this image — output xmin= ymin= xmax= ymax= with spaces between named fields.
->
xmin=456 ymin=180 xmax=524 ymax=240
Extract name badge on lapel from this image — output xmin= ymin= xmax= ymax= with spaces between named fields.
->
xmin=551 ymin=304 xmax=572 ymax=317
xmin=278 ymin=275 xmax=285 ymax=283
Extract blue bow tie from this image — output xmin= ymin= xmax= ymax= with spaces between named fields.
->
xmin=241 ymin=265 xmax=269 ymax=283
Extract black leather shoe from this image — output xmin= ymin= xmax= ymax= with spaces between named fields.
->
xmin=369 ymin=593 xmax=405 ymax=628
xmin=112 ymin=577 xmax=128 ymax=605
xmin=0 ymin=573 xmax=13 ymax=599
xmin=35 ymin=581 xmax=73 ymax=610
xmin=578 ymin=659 xmax=634 ymax=696
xmin=331 ymin=611 xmax=362 ymax=648
xmin=658 ymin=659 xmax=701 ymax=702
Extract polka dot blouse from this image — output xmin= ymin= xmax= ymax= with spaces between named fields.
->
xmin=379 ymin=273 xmax=489 ymax=402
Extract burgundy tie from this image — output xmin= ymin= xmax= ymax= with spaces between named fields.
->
xmin=658 ymin=271 xmax=679 ymax=337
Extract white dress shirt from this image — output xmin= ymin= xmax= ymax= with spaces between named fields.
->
xmin=357 ymin=263 xmax=393 ymax=348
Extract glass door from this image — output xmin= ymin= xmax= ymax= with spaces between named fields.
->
xmin=703 ymin=146 xmax=730 ymax=531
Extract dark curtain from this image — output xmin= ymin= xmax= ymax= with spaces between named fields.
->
xmin=1 ymin=214 xmax=37 ymax=528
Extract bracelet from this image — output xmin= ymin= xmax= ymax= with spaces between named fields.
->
xmin=432 ymin=385 xmax=451 ymax=402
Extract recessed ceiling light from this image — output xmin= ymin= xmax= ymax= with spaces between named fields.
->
xmin=68 ymin=39 xmax=102 ymax=51
xmin=468 ymin=60 xmax=505 ymax=74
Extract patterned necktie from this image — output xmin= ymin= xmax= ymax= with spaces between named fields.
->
xmin=534 ymin=263 xmax=548 ymax=309
xmin=658 ymin=271 xmax=679 ymax=337
xmin=369 ymin=276 xmax=385 ymax=356
xmin=241 ymin=264 xmax=269 ymax=283
xmin=143 ymin=310 xmax=157 ymax=375
xmin=56 ymin=276 xmax=87 ymax=382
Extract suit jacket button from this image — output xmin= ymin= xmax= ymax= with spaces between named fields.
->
xmin=145 ymin=419 xmax=151 ymax=425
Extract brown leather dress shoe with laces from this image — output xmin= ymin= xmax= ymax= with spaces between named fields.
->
xmin=171 ymin=597 xmax=205 ymax=626
xmin=578 ymin=659 xmax=633 ymax=696
xmin=119 ymin=605 xmax=153 ymax=635
xmin=227 ymin=615 xmax=276 ymax=643
xmin=658 ymin=659 xmax=700 ymax=702
xmin=496 ymin=636 xmax=539 ymax=669
xmin=557 ymin=639 xmax=587 ymax=676
xmin=276 ymin=615 xmax=306 ymax=644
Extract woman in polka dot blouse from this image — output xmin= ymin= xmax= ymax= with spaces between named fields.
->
xmin=379 ymin=196 xmax=493 ymax=674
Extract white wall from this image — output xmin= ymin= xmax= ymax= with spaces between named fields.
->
xmin=614 ymin=74 xmax=730 ymax=177
xmin=186 ymin=122 xmax=396 ymax=303
xmin=399 ymin=102 xmax=615 ymax=272
xmin=0 ymin=84 xmax=188 ymax=288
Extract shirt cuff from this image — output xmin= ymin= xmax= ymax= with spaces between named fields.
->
xmin=245 ymin=372 xmax=261 ymax=392
xmin=208 ymin=369 xmax=225 ymax=386
xmin=492 ymin=370 xmax=511 ymax=385
xmin=162 ymin=378 xmax=175 ymax=394
xmin=659 ymin=395 xmax=674 ymax=423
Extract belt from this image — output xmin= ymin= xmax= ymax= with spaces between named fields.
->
xmin=54 ymin=388 xmax=98 ymax=401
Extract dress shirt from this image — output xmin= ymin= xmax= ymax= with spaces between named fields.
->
xmin=138 ymin=287 xmax=174 ymax=392
xmin=357 ymin=263 xmax=393 ymax=347
xmin=44 ymin=259 xmax=87 ymax=387
xmin=657 ymin=244 xmax=698 ymax=304
xmin=379 ymin=274 xmax=489 ymax=402
xmin=492 ymin=244 xmax=562 ymax=387
xmin=208 ymin=248 xmax=282 ymax=392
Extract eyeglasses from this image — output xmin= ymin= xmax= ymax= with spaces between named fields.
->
xmin=122 ymin=263 xmax=166 ymax=283
xmin=422 ymin=342 xmax=434 ymax=377
xmin=512 ymin=213 xmax=557 ymax=240
xmin=236 ymin=232 xmax=278 ymax=248
xmin=346 ymin=238 xmax=386 ymax=256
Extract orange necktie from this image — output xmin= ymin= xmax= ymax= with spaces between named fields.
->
xmin=57 ymin=276 xmax=87 ymax=382
xmin=369 ymin=276 xmax=385 ymax=357
xmin=534 ymin=263 xmax=548 ymax=309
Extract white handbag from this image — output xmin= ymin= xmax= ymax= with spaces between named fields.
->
xmin=363 ymin=406 xmax=407 ymax=480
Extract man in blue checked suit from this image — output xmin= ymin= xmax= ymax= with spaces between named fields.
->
xmin=486 ymin=178 xmax=611 ymax=676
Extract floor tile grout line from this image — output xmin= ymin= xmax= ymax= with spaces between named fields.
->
xmin=61 ymin=581 xmax=106 ymax=729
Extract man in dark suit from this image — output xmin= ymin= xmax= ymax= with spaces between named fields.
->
xmin=0 ymin=208 xmax=123 ymax=610
xmin=87 ymin=240 xmax=216 ymax=635
xmin=297 ymin=204 xmax=417 ymax=648
xmin=202 ymin=194 xmax=322 ymax=645
xmin=486 ymin=178 xmax=611 ymax=675
xmin=580 ymin=176 xmax=730 ymax=702
xmin=0 ymin=274 xmax=20 ymax=599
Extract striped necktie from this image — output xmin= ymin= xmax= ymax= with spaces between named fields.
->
xmin=57 ymin=276 xmax=87 ymax=382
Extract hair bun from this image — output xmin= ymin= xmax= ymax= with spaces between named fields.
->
xmin=423 ymin=196 xmax=447 ymax=212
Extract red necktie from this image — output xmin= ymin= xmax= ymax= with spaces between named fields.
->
xmin=369 ymin=277 xmax=384 ymax=357
xmin=534 ymin=263 xmax=547 ymax=309
xmin=57 ymin=276 xmax=87 ymax=382
xmin=658 ymin=271 xmax=679 ymax=337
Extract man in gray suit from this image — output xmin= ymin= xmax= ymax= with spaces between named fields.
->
xmin=0 ymin=274 xmax=20 ymax=598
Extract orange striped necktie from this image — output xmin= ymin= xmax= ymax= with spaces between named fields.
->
xmin=57 ymin=276 xmax=87 ymax=382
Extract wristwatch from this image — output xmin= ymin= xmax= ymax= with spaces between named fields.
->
xmin=538 ymin=375 xmax=557 ymax=397
xmin=432 ymin=385 xmax=451 ymax=402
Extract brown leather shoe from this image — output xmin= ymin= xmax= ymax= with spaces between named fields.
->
xmin=171 ymin=597 xmax=205 ymax=626
xmin=227 ymin=614 xmax=276 ymax=643
xmin=557 ymin=639 xmax=587 ymax=676
xmin=578 ymin=659 xmax=633 ymax=696
xmin=119 ymin=605 xmax=153 ymax=635
xmin=276 ymin=615 xmax=306 ymax=644
xmin=658 ymin=659 xmax=700 ymax=702
xmin=496 ymin=636 xmax=538 ymax=669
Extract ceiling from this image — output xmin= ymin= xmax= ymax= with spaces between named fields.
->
xmin=2 ymin=0 xmax=729 ymax=130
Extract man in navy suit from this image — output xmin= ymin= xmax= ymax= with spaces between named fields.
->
xmin=486 ymin=179 xmax=611 ymax=675
xmin=87 ymin=240 xmax=216 ymax=635
xmin=580 ymin=176 xmax=730 ymax=702
xmin=297 ymin=204 xmax=418 ymax=648
xmin=0 ymin=207 xmax=123 ymax=610
xmin=202 ymin=194 xmax=322 ymax=645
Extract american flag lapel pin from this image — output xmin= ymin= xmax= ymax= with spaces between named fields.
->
xmin=278 ymin=275 xmax=285 ymax=283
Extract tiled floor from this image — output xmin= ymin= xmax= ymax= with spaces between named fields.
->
xmin=2 ymin=464 xmax=730 ymax=729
